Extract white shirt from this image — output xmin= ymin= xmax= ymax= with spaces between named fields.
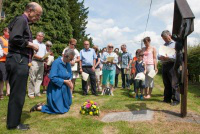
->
xmin=33 ymin=39 xmax=47 ymax=57
xmin=62 ymin=47 xmax=80 ymax=61
xmin=0 ymin=45 xmax=3 ymax=57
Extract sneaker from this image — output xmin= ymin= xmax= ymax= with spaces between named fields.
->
xmin=101 ymin=92 xmax=104 ymax=95
xmin=42 ymin=91 xmax=47 ymax=94
xmin=111 ymin=92 xmax=114 ymax=96
xmin=140 ymin=95 xmax=144 ymax=100
xmin=135 ymin=95 xmax=139 ymax=99
xmin=36 ymin=94 xmax=42 ymax=97
xmin=28 ymin=95 xmax=35 ymax=99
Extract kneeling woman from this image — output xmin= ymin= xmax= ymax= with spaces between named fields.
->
xmin=30 ymin=49 xmax=75 ymax=114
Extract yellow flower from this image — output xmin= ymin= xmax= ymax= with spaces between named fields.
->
xmin=90 ymin=101 xmax=94 ymax=104
xmin=92 ymin=105 xmax=96 ymax=109
xmin=84 ymin=102 xmax=87 ymax=106
xmin=81 ymin=110 xmax=85 ymax=114
xmin=80 ymin=107 xmax=82 ymax=110
xmin=89 ymin=111 xmax=93 ymax=115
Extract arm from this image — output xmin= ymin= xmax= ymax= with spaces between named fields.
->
xmin=79 ymin=51 xmax=83 ymax=73
xmin=48 ymin=60 xmax=65 ymax=88
xmin=0 ymin=40 xmax=6 ymax=56
xmin=143 ymin=62 xmax=146 ymax=74
xmin=0 ymin=45 xmax=3 ymax=57
xmin=95 ymin=57 xmax=101 ymax=68
xmin=9 ymin=17 xmax=38 ymax=51
xmin=127 ymin=53 xmax=133 ymax=69
xmin=153 ymin=47 xmax=158 ymax=73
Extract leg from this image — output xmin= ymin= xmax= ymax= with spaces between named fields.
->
xmin=125 ymin=74 xmax=130 ymax=89
xmin=162 ymin=65 xmax=173 ymax=102
xmin=101 ymin=70 xmax=109 ymax=95
xmin=82 ymin=68 xmax=88 ymax=95
xmin=115 ymin=74 xmax=119 ymax=88
xmin=109 ymin=70 xmax=115 ymax=96
xmin=6 ymin=81 xmax=10 ymax=96
xmin=88 ymin=68 xmax=97 ymax=95
xmin=27 ymin=61 xmax=37 ymax=97
xmin=121 ymin=69 xmax=125 ymax=88
xmin=0 ymin=81 xmax=4 ymax=99
xmin=35 ymin=62 xmax=44 ymax=96
xmin=6 ymin=54 xmax=29 ymax=128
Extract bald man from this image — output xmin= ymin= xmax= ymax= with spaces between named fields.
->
xmin=6 ymin=2 xmax=42 ymax=130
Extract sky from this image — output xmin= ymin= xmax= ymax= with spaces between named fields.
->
xmin=83 ymin=0 xmax=200 ymax=55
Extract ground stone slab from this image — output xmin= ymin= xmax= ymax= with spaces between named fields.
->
xmin=101 ymin=110 xmax=154 ymax=122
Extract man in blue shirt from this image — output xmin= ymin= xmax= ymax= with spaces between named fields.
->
xmin=158 ymin=30 xmax=180 ymax=106
xmin=80 ymin=41 xmax=98 ymax=96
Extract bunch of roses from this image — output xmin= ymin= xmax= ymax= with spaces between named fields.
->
xmin=80 ymin=100 xmax=100 ymax=116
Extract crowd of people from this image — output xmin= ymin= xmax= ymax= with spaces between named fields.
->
xmin=0 ymin=2 xmax=180 ymax=131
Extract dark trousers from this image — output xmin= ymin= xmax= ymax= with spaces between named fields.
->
xmin=82 ymin=67 xmax=96 ymax=95
xmin=115 ymin=74 xmax=119 ymax=87
xmin=6 ymin=53 xmax=29 ymax=128
xmin=162 ymin=63 xmax=180 ymax=102
xmin=121 ymin=68 xmax=130 ymax=88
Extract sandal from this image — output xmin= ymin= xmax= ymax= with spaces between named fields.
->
xmin=0 ymin=95 xmax=4 ymax=100
xmin=30 ymin=102 xmax=45 ymax=113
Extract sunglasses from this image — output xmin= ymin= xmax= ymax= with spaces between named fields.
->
xmin=108 ymin=46 xmax=113 ymax=48
xmin=70 ymin=44 xmax=76 ymax=46
xmin=46 ymin=45 xmax=52 ymax=48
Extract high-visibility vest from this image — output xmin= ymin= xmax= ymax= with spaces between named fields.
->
xmin=0 ymin=36 xmax=8 ymax=62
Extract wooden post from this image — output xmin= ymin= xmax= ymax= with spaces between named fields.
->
xmin=181 ymin=38 xmax=188 ymax=117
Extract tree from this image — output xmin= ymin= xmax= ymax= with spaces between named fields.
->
xmin=67 ymin=0 xmax=92 ymax=50
xmin=0 ymin=0 xmax=73 ymax=44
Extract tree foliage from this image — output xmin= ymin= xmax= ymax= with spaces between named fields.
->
xmin=188 ymin=44 xmax=200 ymax=82
xmin=0 ymin=0 xmax=92 ymax=54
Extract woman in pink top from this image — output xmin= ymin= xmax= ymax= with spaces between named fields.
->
xmin=142 ymin=37 xmax=158 ymax=99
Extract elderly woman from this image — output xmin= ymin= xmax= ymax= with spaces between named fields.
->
xmin=142 ymin=37 xmax=158 ymax=99
xmin=30 ymin=49 xmax=75 ymax=114
xmin=101 ymin=44 xmax=118 ymax=96
xmin=62 ymin=38 xmax=80 ymax=95
xmin=42 ymin=41 xmax=54 ymax=94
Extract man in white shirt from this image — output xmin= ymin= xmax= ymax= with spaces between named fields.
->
xmin=28 ymin=32 xmax=47 ymax=98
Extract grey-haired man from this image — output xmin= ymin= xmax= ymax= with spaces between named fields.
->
xmin=158 ymin=30 xmax=180 ymax=106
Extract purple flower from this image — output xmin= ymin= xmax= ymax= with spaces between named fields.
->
xmin=94 ymin=102 xmax=97 ymax=105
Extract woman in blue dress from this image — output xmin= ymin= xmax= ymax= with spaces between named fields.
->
xmin=30 ymin=49 xmax=75 ymax=114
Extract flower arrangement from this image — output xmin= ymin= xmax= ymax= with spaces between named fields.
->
xmin=80 ymin=100 xmax=100 ymax=116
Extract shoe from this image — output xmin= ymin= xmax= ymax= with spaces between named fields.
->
xmin=7 ymin=124 xmax=30 ymax=130
xmin=36 ymin=94 xmax=42 ymax=97
xmin=30 ymin=102 xmax=44 ymax=113
xmin=0 ymin=95 xmax=4 ymax=100
xmin=111 ymin=92 xmax=114 ymax=96
xmin=28 ymin=95 xmax=35 ymax=99
xmin=83 ymin=93 xmax=88 ymax=96
xmin=162 ymin=100 xmax=171 ymax=103
xmin=101 ymin=92 xmax=104 ymax=95
xmin=16 ymin=124 xmax=30 ymax=130
xmin=171 ymin=101 xmax=180 ymax=106
xmin=140 ymin=95 xmax=144 ymax=100
xmin=42 ymin=91 xmax=47 ymax=94
xmin=135 ymin=95 xmax=139 ymax=99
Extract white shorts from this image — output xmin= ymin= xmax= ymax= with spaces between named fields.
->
xmin=145 ymin=65 xmax=154 ymax=88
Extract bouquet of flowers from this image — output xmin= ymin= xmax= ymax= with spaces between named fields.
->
xmin=80 ymin=100 xmax=100 ymax=116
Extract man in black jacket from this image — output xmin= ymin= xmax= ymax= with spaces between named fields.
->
xmin=6 ymin=2 xmax=42 ymax=130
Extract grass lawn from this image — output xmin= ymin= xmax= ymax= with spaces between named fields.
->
xmin=0 ymin=75 xmax=200 ymax=134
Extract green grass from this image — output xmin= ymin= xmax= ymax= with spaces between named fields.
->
xmin=0 ymin=75 xmax=200 ymax=134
